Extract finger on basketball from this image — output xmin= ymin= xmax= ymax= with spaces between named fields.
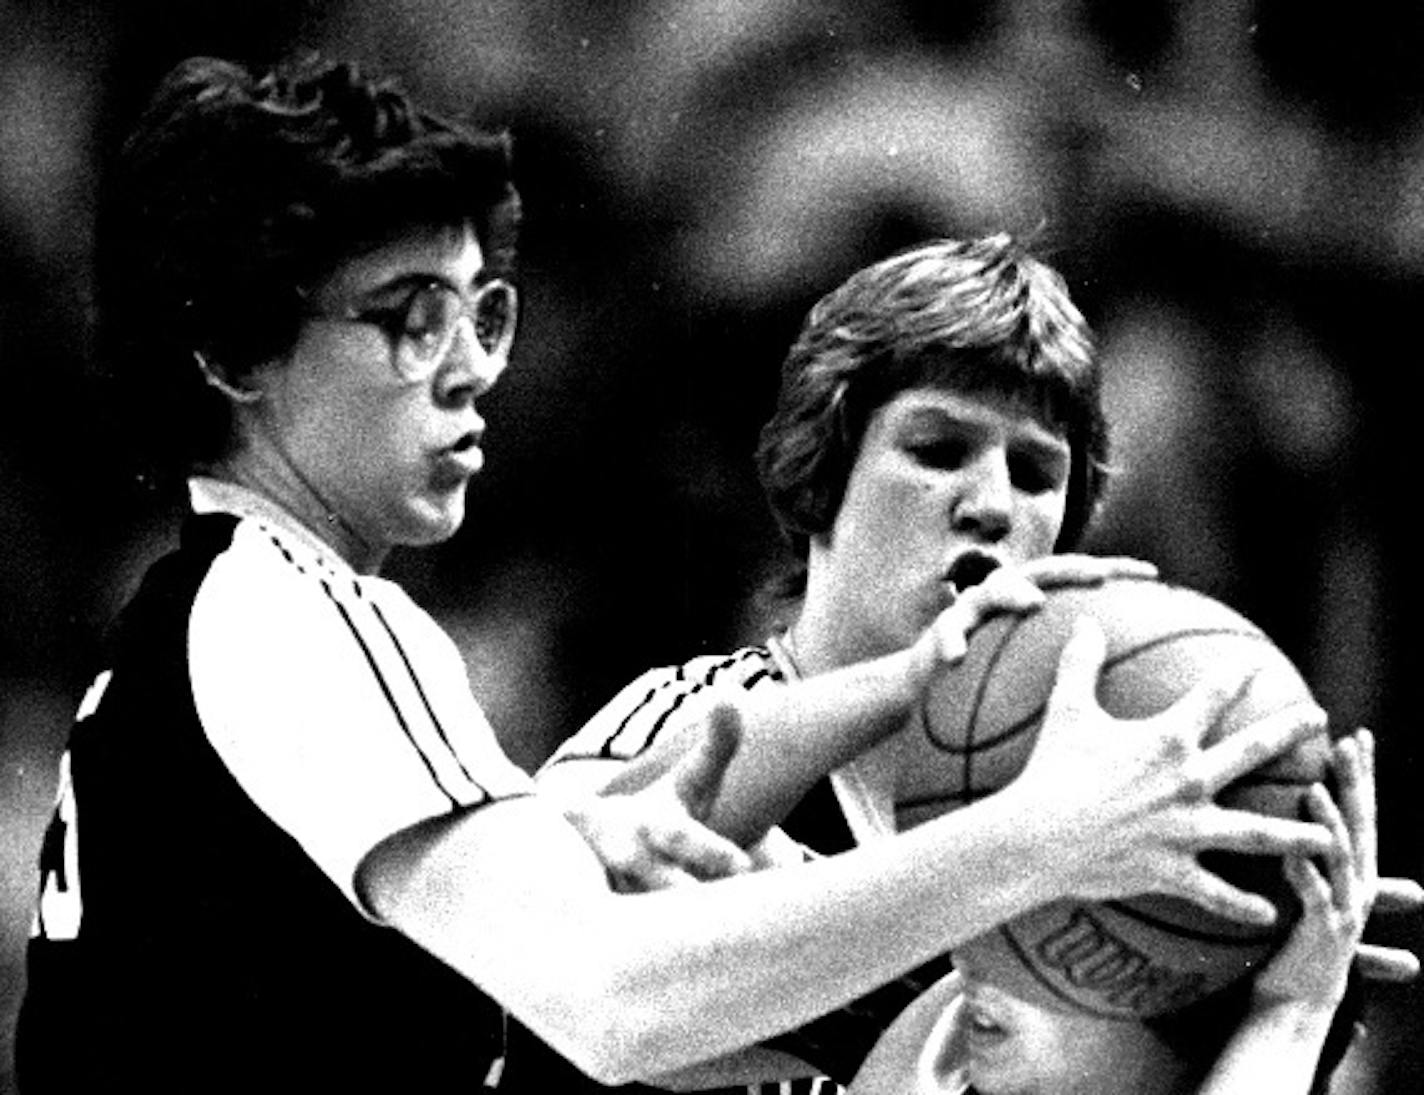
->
xmin=1356 ymin=944 xmax=1422 ymax=983
xmin=1194 ymin=700 xmax=1327 ymax=787
xmin=1302 ymin=783 xmax=1355 ymax=912
xmin=1170 ymin=865 xmax=1280 ymax=926
xmin=1187 ymin=805 xmax=1333 ymax=858
xmin=1374 ymin=876 xmax=1424 ymax=914
xmin=1140 ymin=665 xmax=1252 ymax=753
xmin=1022 ymin=554 xmax=1158 ymax=588
xmin=1043 ymin=617 xmax=1108 ymax=717
xmin=972 ymin=570 xmax=1045 ymax=615
xmin=1332 ymin=731 xmax=1377 ymax=891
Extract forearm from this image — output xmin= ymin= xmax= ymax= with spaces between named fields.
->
xmin=704 ymin=644 xmax=932 ymax=844
xmin=362 ymin=792 xmax=1061 ymax=1085
xmin=558 ymin=643 xmax=933 ymax=847
xmin=1197 ymin=997 xmax=1339 ymax=1095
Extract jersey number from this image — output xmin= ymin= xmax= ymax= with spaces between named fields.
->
xmin=34 ymin=752 xmax=82 ymax=940
xmin=31 ymin=671 xmax=109 ymax=941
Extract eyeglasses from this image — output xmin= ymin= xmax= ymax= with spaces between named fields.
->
xmin=304 ymin=277 xmax=518 ymax=383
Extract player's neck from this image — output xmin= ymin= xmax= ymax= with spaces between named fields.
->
xmin=212 ymin=444 xmax=387 ymax=574
xmin=782 ymin=611 xmax=883 ymax=676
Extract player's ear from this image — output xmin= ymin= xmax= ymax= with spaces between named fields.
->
xmin=194 ymin=350 xmax=262 ymax=404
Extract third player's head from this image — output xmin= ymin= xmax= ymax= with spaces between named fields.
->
xmin=952 ymin=963 xmax=1184 ymax=1095
xmin=756 ymin=235 xmax=1109 ymax=664
xmin=949 ymin=932 xmax=1356 ymax=1095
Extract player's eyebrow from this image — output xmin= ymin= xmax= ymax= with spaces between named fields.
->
xmin=898 ymin=404 xmax=1068 ymax=446
xmin=896 ymin=405 xmax=988 ymax=433
xmin=1009 ymin=428 xmax=1071 ymax=464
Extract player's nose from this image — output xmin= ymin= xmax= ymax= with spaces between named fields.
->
xmin=436 ymin=317 xmax=507 ymax=405
xmin=951 ymin=451 xmax=1012 ymax=541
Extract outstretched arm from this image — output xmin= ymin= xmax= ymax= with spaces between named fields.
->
xmin=358 ymin=621 xmax=1334 ymax=1086
xmin=540 ymin=554 xmax=1156 ymax=847
xmin=1197 ymin=731 xmax=1378 ymax=1095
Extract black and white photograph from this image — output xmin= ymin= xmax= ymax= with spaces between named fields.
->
xmin=2 ymin=3 xmax=1422 ymax=1092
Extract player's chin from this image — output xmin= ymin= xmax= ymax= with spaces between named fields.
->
xmin=400 ymin=491 xmax=468 ymax=546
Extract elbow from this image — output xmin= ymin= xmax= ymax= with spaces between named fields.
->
xmin=566 ymin=1049 xmax=653 ymax=1088
xmin=540 ymin=1006 xmax=673 ymax=1087
xmin=528 ymin=965 xmax=696 ymax=1085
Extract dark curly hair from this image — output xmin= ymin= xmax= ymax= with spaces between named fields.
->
xmin=754 ymin=235 xmax=1108 ymax=595
xmin=99 ymin=53 xmax=521 ymax=474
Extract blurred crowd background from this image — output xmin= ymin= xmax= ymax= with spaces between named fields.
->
xmin=2 ymin=1 xmax=1422 ymax=1091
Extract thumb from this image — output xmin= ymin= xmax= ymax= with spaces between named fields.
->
xmin=1042 ymin=617 xmax=1109 ymax=724
xmin=1143 ymin=664 xmax=1255 ymax=749
xmin=670 ymin=704 xmax=743 ymax=822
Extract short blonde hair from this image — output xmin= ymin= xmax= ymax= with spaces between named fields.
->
xmin=755 ymin=234 xmax=1109 ymax=580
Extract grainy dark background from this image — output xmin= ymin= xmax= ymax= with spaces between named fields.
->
xmin=2 ymin=2 xmax=1421 ymax=1091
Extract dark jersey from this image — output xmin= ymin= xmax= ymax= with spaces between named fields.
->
xmin=18 ymin=482 xmax=533 ymax=1092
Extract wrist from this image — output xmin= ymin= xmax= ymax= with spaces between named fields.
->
xmin=986 ymin=779 xmax=1114 ymax=906
xmin=956 ymin=788 xmax=1073 ymax=907
xmin=1253 ymin=962 xmax=1351 ymax=1018
xmin=1246 ymin=991 xmax=1341 ymax=1039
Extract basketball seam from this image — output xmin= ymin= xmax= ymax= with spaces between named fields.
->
xmin=959 ymin=616 xmax=1018 ymax=808
xmin=1097 ymin=899 xmax=1277 ymax=946
xmin=920 ymin=625 xmax=1270 ymax=757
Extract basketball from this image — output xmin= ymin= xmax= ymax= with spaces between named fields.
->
xmin=895 ymin=574 xmax=1332 ymax=1017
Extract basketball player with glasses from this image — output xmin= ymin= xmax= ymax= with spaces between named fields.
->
xmin=538 ymin=237 xmax=1421 ymax=1092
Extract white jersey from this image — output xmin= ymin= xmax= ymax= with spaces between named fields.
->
xmin=184 ymin=476 xmax=535 ymax=905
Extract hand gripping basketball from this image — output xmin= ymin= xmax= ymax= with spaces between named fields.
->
xmin=1004 ymin=617 xmax=1334 ymax=927
xmin=915 ymin=554 xmax=1158 ymax=671
xmin=1250 ymin=736 xmax=1371 ymax=1010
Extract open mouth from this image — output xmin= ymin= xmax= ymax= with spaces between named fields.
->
xmin=945 ymin=551 xmax=1001 ymax=597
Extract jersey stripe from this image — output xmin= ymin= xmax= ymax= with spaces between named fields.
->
xmin=321 ymin=580 xmax=462 ymax=807
xmin=606 ymin=650 xmax=777 ymax=755
xmin=546 ymin=647 xmax=787 ymax=767
xmin=259 ymin=525 xmax=494 ymax=807
xmin=368 ymin=598 xmax=483 ymax=792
